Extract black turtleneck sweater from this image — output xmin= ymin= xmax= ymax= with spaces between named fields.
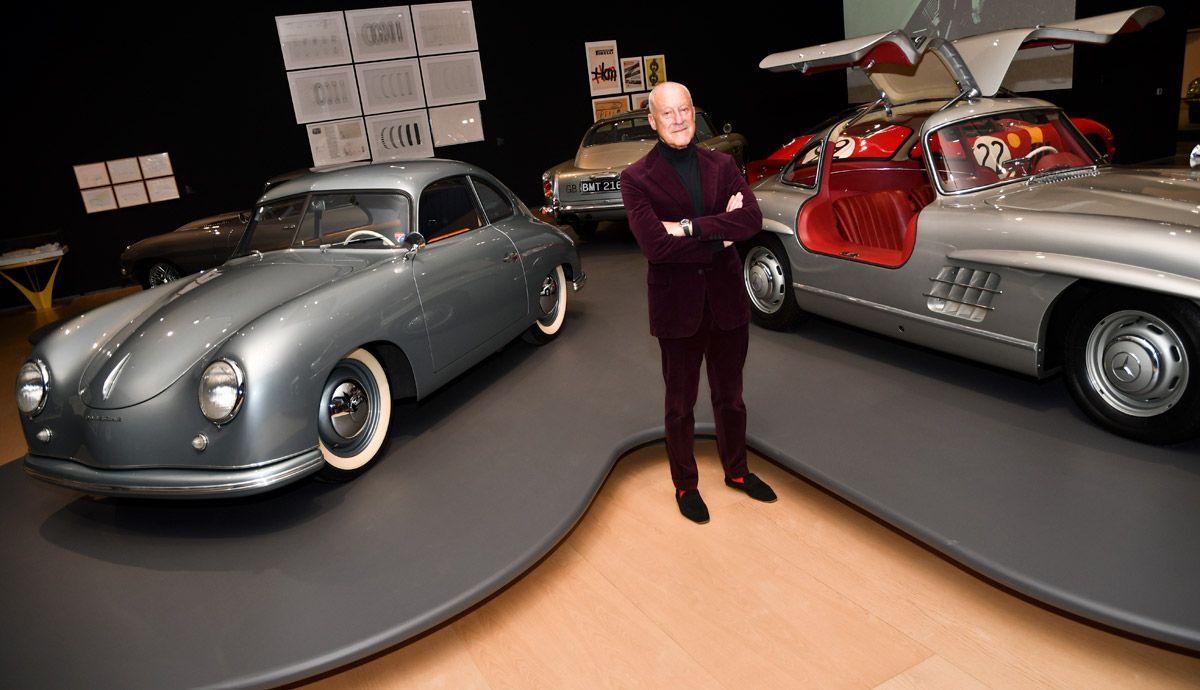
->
xmin=656 ymin=140 xmax=704 ymax=217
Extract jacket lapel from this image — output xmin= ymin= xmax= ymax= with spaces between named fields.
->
xmin=696 ymin=148 xmax=717 ymax=215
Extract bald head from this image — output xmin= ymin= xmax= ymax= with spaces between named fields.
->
xmin=647 ymin=82 xmax=696 ymax=150
xmin=648 ymin=82 xmax=692 ymax=114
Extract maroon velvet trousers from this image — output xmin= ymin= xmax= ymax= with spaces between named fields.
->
xmin=657 ymin=298 xmax=749 ymax=491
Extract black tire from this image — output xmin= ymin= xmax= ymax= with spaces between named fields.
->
xmin=1064 ymin=289 xmax=1200 ymax=444
xmin=522 ymin=265 xmax=567 ymax=345
xmin=316 ymin=348 xmax=392 ymax=481
xmin=142 ymin=260 xmax=181 ymax=289
xmin=741 ymin=233 xmax=801 ymax=330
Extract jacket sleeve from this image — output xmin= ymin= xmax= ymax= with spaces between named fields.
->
xmin=621 ymin=170 xmax=722 ymax=264
xmin=691 ymin=155 xmax=762 ymax=243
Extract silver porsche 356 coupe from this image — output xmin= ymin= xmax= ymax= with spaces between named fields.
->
xmin=17 ymin=160 xmax=584 ymax=497
xmin=744 ymin=6 xmax=1199 ymax=443
xmin=542 ymin=108 xmax=747 ymax=238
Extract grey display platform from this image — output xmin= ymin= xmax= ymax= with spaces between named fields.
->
xmin=1 ymin=241 xmax=1197 ymax=689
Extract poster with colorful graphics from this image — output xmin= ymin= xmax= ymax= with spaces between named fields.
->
xmin=643 ymin=55 xmax=667 ymax=88
xmin=585 ymin=41 xmax=621 ymax=97
xmin=621 ymin=56 xmax=643 ymax=92
xmin=630 ymin=92 xmax=650 ymax=110
xmin=592 ymin=96 xmax=630 ymax=122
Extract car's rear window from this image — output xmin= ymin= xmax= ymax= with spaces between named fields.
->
xmin=584 ymin=116 xmax=655 ymax=146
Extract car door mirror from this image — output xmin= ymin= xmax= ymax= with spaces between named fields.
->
xmin=403 ymin=230 xmax=426 ymax=247
xmin=723 ymin=123 xmax=733 ymax=134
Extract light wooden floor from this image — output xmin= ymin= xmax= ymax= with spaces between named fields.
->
xmin=3 ymin=293 xmax=1198 ymax=690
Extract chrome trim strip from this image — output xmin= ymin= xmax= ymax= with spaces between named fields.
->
xmin=23 ymin=449 xmax=325 ymax=497
xmin=928 ymin=277 xmax=1003 ymax=294
xmin=559 ymin=200 xmax=624 ymax=213
xmin=794 ymin=282 xmax=1036 ymax=351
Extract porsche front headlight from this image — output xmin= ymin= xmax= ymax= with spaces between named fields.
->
xmin=199 ymin=359 xmax=244 ymax=424
xmin=16 ymin=360 xmax=49 ymax=417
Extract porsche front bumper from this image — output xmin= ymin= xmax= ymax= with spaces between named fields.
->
xmin=23 ymin=448 xmax=325 ymax=499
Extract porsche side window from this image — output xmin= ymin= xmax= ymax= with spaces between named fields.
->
xmin=241 ymin=198 xmax=306 ymax=254
xmin=419 ymin=178 xmax=483 ymax=243
xmin=470 ymin=178 xmax=514 ymax=224
xmin=295 ymin=193 xmax=410 ymax=247
xmin=694 ymin=113 xmax=716 ymax=140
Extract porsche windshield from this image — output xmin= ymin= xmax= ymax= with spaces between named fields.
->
xmin=235 ymin=192 xmax=411 ymax=255
xmin=927 ymin=109 xmax=1099 ymax=194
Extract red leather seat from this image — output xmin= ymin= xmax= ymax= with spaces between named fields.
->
xmin=831 ymin=190 xmax=912 ymax=251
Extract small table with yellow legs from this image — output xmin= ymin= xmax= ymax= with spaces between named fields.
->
xmin=0 ymin=244 xmax=68 ymax=312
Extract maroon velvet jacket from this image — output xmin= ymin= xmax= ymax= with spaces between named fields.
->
xmin=620 ymin=144 xmax=762 ymax=338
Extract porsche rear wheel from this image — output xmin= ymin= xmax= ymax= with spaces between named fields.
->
xmin=1064 ymin=290 xmax=1200 ymax=444
xmin=742 ymin=233 xmax=800 ymax=330
xmin=317 ymin=348 xmax=392 ymax=480
xmin=523 ymin=265 xmax=567 ymax=344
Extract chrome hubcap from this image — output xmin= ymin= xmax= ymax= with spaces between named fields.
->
xmin=328 ymin=380 xmax=370 ymax=438
xmin=744 ymin=246 xmax=784 ymax=314
xmin=1085 ymin=310 xmax=1189 ymax=417
xmin=538 ymin=273 xmax=560 ymax=322
xmin=148 ymin=263 xmax=180 ymax=286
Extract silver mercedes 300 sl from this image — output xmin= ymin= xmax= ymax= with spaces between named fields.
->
xmin=17 ymin=160 xmax=585 ymax=497
xmin=744 ymin=6 xmax=1199 ymax=443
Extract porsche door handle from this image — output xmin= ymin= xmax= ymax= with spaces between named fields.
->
xmin=503 ymin=252 xmax=520 ymax=263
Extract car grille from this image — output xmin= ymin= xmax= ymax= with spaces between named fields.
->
xmin=925 ymin=266 xmax=1001 ymax=322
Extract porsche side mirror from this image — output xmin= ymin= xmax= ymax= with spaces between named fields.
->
xmin=403 ymin=231 xmax=426 ymax=247
xmin=723 ymin=123 xmax=733 ymax=134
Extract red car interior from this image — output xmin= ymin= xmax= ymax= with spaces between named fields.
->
xmin=795 ymin=151 xmax=933 ymax=269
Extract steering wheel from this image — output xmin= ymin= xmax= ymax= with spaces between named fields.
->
xmin=341 ymin=230 xmax=397 ymax=247
xmin=1000 ymin=145 xmax=1059 ymax=177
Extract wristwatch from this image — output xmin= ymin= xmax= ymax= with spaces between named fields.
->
xmin=680 ymin=218 xmax=693 ymax=237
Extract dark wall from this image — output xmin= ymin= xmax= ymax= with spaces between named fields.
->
xmin=5 ymin=1 xmax=1193 ymax=308
xmin=1039 ymin=0 xmax=1197 ymax=162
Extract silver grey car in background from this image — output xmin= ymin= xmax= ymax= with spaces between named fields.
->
xmin=542 ymin=108 xmax=747 ymax=238
xmin=18 ymin=160 xmax=584 ymax=497
xmin=120 ymin=210 xmax=252 ymax=288
xmin=746 ymin=7 xmax=1199 ymax=443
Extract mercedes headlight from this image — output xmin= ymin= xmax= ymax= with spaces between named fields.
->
xmin=199 ymin=359 xmax=244 ymax=424
xmin=16 ymin=360 xmax=49 ymax=417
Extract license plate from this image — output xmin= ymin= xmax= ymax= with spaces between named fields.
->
xmin=579 ymin=178 xmax=620 ymax=194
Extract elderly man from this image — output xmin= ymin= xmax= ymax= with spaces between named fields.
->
xmin=620 ymin=82 xmax=777 ymax=524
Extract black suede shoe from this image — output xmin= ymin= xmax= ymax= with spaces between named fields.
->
xmin=675 ymin=489 xmax=710 ymax=524
xmin=725 ymin=473 xmax=778 ymax=503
